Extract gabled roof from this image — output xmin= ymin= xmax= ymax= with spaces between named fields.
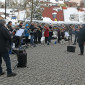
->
xmin=42 ymin=6 xmax=64 ymax=21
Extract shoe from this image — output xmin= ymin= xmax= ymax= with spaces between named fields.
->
xmin=47 ymin=43 xmax=49 ymax=45
xmin=7 ymin=72 xmax=17 ymax=77
xmin=78 ymin=54 xmax=83 ymax=55
xmin=73 ymin=43 xmax=76 ymax=45
xmin=0 ymin=72 xmax=5 ymax=76
xmin=33 ymin=45 xmax=36 ymax=47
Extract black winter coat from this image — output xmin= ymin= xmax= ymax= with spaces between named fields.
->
xmin=0 ymin=24 xmax=11 ymax=53
xmin=29 ymin=25 xmax=35 ymax=35
xmin=7 ymin=25 xmax=13 ymax=32
xmin=37 ymin=26 xmax=43 ymax=37
xmin=77 ymin=25 xmax=85 ymax=43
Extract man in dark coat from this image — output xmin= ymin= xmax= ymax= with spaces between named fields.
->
xmin=57 ymin=28 xmax=61 ymax=43
xmin=29 ymin=23 xmax=36 ymax=47
xmin=18 ymin=22 xmax=23 ymax=28
xmin=7 ymin=21 xmax=13 ymax=32
xmin=0 ymin=20 xmax=16 ymax=77
xmin=37 ymin=25 xmax=43 ymax=43
xmin=69 ymin=26 xmax=72 ymax=42
xmin=49 ymin=25 xmax=53 ymax=43
xmin=78 ymin=24 xmax=85 ymax=55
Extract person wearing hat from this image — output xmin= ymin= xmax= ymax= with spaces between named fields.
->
xmin=0 ymin=19 xmax=17 ymax=77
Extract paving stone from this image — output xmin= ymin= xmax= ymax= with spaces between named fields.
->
xmin=0 ymin=40 xmax=85 ymax=85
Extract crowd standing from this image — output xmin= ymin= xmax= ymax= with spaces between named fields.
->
xmin=0 ymin=19 xmax=85 ymax=77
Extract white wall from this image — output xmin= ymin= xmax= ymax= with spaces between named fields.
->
xmin=63 ymin=7 xmax=85 ymax=22
xmin=64 ymin=8 xmax=79 ymax=22
xmin=50 ymin=0 xmax=64 ymax=4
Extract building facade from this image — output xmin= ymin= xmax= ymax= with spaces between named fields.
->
xmin=83 ymin=0 xmax=85 ymax=7
xmin=70 ymin=0 xmax=82 ymax=6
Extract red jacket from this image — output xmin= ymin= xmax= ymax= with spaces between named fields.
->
xmin=44 ymin=27 xmax=49 ymax=37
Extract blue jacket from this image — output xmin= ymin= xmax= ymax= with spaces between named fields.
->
xmin=24 ymin=24 xmax=29 ymax=37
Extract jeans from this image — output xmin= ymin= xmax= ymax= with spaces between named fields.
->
xmin=74 ymin=35 xmax=78 ymax=44
xmin=30 ymin=35 xmax=34 ymax=45
xmin=48 ymin=36 xmax=52 ymax=42
xmin=0 ymin=52 xmax=12 ymax=74
xmin=79 ymin=42 xmax=84 ymax=54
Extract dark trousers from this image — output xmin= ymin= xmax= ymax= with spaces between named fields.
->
xmin=38 ymin=37 xmax=41 ymax=43
xmin=25 ymin=37 xmax=29 ymax=44
xmin=70 ymin=34 xmax=72 ymax=42
xmin=0 ymin=52 xmax=12 ymax=74
xmin=45 ymin=37 xmax=48 ymax=43
xmin=34 ymin=36 xmax=38 ymax=44
xmin=74 ymin=35 xmax=78 ymax=44
xmin=58 ymin=36 xmax=61 ymax=43
xmin=79 ymin=42 xmax=84 ymax=54
xmin=13 ymin=36 xmax=21 ymax=48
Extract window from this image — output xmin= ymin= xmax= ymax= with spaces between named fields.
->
xmin=52 ymin=12 xmax=57 ymax=18
xmin=70 ymin=15 xmax=74 ymax=19
xmin=70 ymin=14 xmax=79 ymax=21
xmin=55 ymin=0 xmax=58 ymax=2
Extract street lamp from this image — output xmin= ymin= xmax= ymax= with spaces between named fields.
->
xmin=30 ymin=0 xmax=33 ymax=23
xmin=5 ymin=0 xmax=6 ymax=19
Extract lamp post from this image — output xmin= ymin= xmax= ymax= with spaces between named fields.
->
xmin=30 ymin=0 xmax=33 ymax=23
xmin=5 ymin=0 xmax=6 ymax=19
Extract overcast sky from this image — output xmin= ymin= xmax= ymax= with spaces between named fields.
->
xmin=0 ymin=0 xmax=56 ymax=3
xmin=0 ymin=0 xmax=5 ymax=1
xmin=0 ymin=0 xmax=68 ymax=3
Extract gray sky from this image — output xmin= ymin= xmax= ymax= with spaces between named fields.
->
xmin=1 ymin=0 xmax=5 ymax=1
xmin=0 ymin=0 xmax=60 ymax=3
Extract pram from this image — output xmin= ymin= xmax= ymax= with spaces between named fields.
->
xmin=60 ymin=31 xmax=70 ymax=45
xmin=9 ymin=29 xmax=28 ymax=69
xmin=11 ymin=37 xmax=28 ymax=69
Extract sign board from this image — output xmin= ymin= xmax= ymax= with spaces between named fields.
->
xmin=11 ymin=16 xmax=16 ymax=19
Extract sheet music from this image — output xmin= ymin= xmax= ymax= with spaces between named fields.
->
xmin=15 ymin=29 xmax=24 ymax=37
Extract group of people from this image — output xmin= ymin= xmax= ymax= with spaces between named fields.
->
xmin=0 ymin=19 xmax=85 ymax=77
xmin=7 ymin=22 xmax=54 ymax=47
xmin=0 ymin=20 xmax=54 ymax=77
xmin=56 ymin=24 xmax=85 ymax=55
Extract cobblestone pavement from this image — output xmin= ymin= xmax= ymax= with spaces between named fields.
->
xmin=0 ymin=41 xmax=85 ymax=85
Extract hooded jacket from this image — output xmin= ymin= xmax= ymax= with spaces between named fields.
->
xmin=44 ymin=27 xmax=49 ymax=37
xmin=24 ymin=24 xmax=29 ymax=37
